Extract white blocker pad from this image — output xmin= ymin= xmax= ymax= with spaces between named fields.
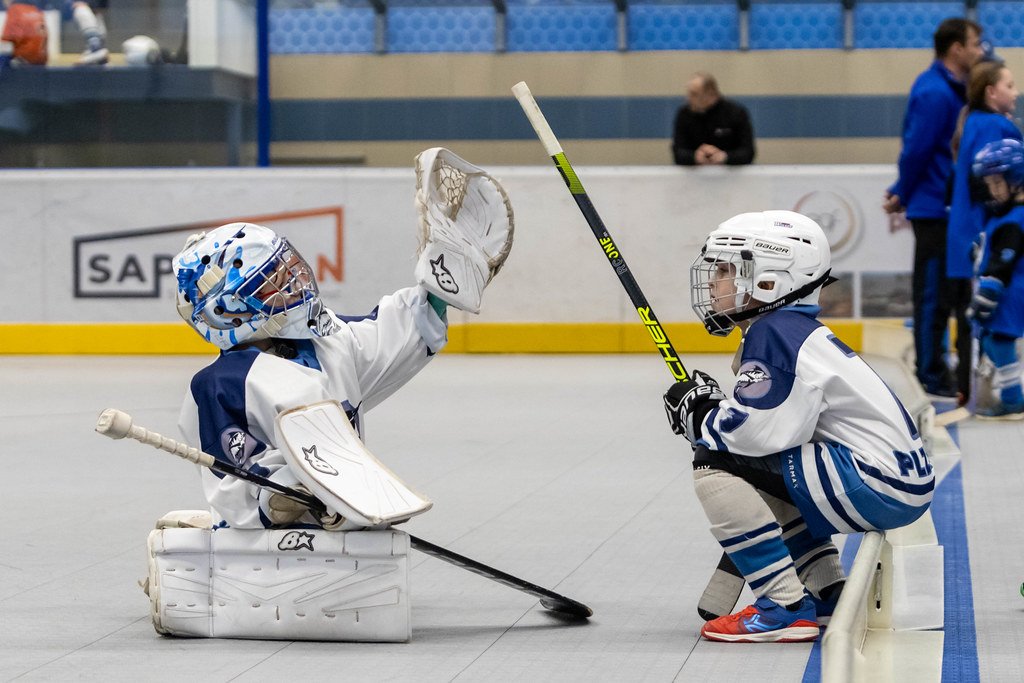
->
xmin=146 ymin=521 xmax=411 ymax=642
xmin=413 ymin=146 xmax=514 ymax=314
xmin=275 ymin=400 xmax=432 ymax=527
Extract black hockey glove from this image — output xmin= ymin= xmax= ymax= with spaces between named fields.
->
xmin=663 ymin=370 xmax=726 ymax=445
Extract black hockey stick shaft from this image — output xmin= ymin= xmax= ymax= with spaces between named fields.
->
xmin=512 ymin=82 xmax=688 ymax=383
xmin=512 ymin=82 xmax=744 ymax=619
xmin=95 ymin=408 xmax=592 ymax=619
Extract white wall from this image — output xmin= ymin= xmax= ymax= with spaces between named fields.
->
xmin=0 ymin=164 xmax=910 ymax=325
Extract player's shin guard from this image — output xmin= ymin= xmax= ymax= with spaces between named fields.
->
xmin=693 ymin=467 xmax=804 ymax=607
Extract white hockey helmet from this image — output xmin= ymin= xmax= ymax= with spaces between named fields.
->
xmin=122 ymin=35 xmax=161 ymax=65
xmin=690 ymin=210 xmax=835 ymax=336
xmin=173 ymin=223 xmax=338 ymax=350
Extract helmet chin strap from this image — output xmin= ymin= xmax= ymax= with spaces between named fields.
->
xmin=705 ymin=270 xmax=837 ymax=335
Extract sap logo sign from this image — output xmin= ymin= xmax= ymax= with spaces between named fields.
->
xmin=84 ymin=253 xmax=175 ymax=294
xmin=75 ymin=229 xmax=191 ymax=298
xmin=73 ymin=208 xmax=345 ymax=299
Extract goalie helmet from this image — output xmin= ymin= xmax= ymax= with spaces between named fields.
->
xmin=173 ymin=223 xmax=338 ymax=350
xmin=972 ymin=138 xmax=1024 ymax=215
xmin=691 ymin=210 xmax=834 ymax=336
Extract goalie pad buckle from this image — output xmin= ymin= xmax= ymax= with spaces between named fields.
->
xmin=274 ymin=400 xmax=432 ymax=527
xmin=414 ymin=147 xmax=514 ymax=313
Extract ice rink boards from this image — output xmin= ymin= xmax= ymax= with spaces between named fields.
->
xmin=1 ymin=352 xmax=1019 ymax=682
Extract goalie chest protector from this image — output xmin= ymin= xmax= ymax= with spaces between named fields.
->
xmin=145 ymin=519 xmax=411 ymax=642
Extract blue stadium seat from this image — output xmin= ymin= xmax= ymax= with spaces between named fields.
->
xmin=388 ymin=2 xmax=496 ymax=53
xmin=853 ymin=1 xmax=965 ymax=49
xmin=269 ymin=3 xmax=376 ymax=54
xmin=978 ymin=1 xmax=1024 ymax=48
xmin=506 ymin=0 xmax=618 ymax=52
xmin=628 ymin=0 xmax=739 ymax=51
xmin=749 ymin=1 xmax=844 ymax=50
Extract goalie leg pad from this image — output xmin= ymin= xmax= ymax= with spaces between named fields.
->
xmin=414 ymin=147 xmax=514 ymax=314
xmin=146 ymin=522 xmax=412 ymax=642
xmin=274 ymin=400 xmax=433 ymax=527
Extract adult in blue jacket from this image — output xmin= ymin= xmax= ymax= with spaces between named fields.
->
xmin=947 ymin=61 xmax=1021 ymax=402
xmin=884 ymin=17 xmax=984 ymax=398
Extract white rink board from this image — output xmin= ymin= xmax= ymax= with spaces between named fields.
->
xmin=0 ymin=165 xmax=909 ymax=324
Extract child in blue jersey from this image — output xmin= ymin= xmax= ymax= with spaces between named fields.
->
xmin=968 ymin=139 xmax=1024 ymax=418
xmin=663 ymin=211 xmax=934 ymax=643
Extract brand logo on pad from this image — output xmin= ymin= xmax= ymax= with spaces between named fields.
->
xmin=302 ymin=445 xmax=339 ymax=476
xmin=430 ymin=254 xmax=459 ymax=294
xmin=278 ymin=531 xmax=315 ymax=551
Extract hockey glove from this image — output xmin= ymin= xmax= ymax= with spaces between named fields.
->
xmin=967 ymin=276 xmax=1004 ymax=322
xmin=268 ymin=485 xmax=347 ymax=530
xmin=663 ymin=370 xmax=726 ymax=445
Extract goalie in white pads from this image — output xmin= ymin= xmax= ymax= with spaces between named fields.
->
xmin=172 ymin=147 xmax=513 ymax=531
xmin=663 ymin=211 xmax=934 ymax=643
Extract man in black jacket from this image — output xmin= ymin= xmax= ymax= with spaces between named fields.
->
xmin=672 ymin=72 xmax=756 ymax=166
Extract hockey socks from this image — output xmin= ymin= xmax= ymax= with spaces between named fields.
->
xmin=693 ymin=467 xmax=805 ymax=608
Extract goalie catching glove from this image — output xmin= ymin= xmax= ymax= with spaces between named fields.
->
xmin=414 ymin=147 xmax=514 ymax=313
xmin=664 ymin=370 xmax=726 ymax=445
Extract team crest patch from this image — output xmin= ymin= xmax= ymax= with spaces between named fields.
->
xmin=278 ymin=531 xmax=315 ymax=551
xmin=221 ymin=428 xmax=257 ymax=466
xmin=430 ymin=254 xmax=459 ymax=294
xmin=309 ymin=301 xmax=338 ymax=338
xmin=734 ymin=361 xmax=772 ymax=401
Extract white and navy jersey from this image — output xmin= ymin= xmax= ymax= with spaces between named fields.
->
xmin=699 ymin=305 xmax=934 ymax=537
xmin=178 ymin=286 xmax=447 ymax=529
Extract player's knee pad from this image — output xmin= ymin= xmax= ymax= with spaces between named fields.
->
xmin=145 ymin=512 xmax=411 ymax=642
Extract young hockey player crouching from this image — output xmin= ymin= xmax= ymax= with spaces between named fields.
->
xmin=968 ymin=139 xmax=1024 ymax=419
xmin=663 ymin=211 xmax=934 ymax=642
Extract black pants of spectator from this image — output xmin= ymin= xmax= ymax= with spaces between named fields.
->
xmin=911 ymin=219 xmax=956 ymax=394
xmin=947 ymin=277 xmax=973 ymax=403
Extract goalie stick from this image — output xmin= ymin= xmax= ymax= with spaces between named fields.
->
xmin=95 ymin=408 xmax=592 ymax=619
xmin=512 ymin=81 xmax=744 ymax=621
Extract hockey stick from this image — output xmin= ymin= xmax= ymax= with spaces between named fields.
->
xmin=512 ymin=81 xmax=744 ymax=621
xmin=95 ymin=408 xmax=592 ymax=619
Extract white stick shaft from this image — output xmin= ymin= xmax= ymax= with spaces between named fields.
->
xmin=512 ymin=81 xmax=563 ymax=156
xmin=96 ymin=408 xmax=215 ymax=468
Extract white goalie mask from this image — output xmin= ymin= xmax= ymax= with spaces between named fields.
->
xmin=690 ymin=210 xmax=835 ymax=336
xmin=173 ymin=223 xmax=338 ymax=349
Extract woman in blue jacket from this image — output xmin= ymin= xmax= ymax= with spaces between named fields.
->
xmin=947 ymin=61 xmax=1020 ymax=402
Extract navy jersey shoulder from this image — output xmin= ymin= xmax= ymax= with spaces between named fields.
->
xmin=190 ymin=347 xmax=263 ymax=467
xmin=742 ymin=306 xmax=823 ymax=375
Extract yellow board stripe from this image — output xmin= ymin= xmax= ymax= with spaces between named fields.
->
xmin=0 ymin=321 xmax=864 ymax=355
